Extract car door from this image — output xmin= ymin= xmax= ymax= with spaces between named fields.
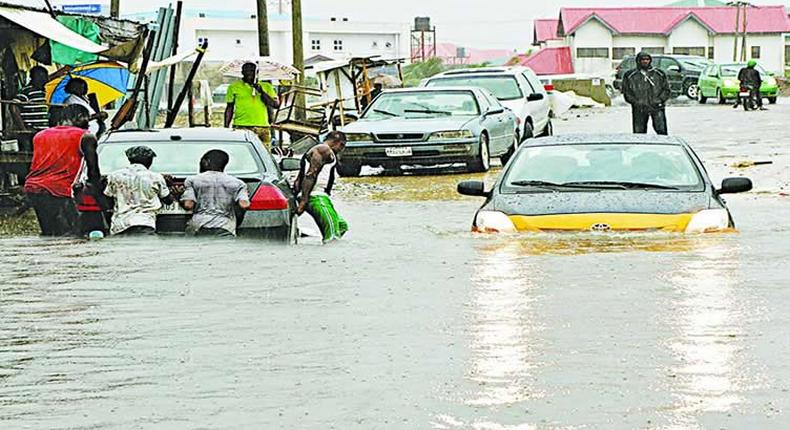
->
xmin=698 ymin=65 xmax=711 ymax=97
xmin=521 ymin=70 xmax=550 ymax=132
xmin=658 ymin=57 xmax=683 ymax=95
xmin=478 ymin=90 xmax=509 ymax=155
xmin=706 ymin=66 xmax=721 ymax=97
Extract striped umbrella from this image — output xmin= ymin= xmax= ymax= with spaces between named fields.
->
xmin=45 ymin=61 xmax=130 ymax=107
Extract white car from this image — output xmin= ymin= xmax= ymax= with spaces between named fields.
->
xmin=423 ymin=66 xmax=552 ymax=142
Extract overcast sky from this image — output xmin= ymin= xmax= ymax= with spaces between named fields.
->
xmin=26 ymin=0 xmax=790 ymax=49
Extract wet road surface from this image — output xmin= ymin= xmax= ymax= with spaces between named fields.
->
xmin=2 ymin=103 xmax=790 ymax=429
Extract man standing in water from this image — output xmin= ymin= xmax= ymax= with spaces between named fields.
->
xmin=24 ymin=105 xmax=99 ymax=236
xmin=294 ymin=131 xmax=348 ymax=243
xmin=622 ymin=51 xmax=671 ymax=135
xmin=103 ymin=146 xmax=176 ymax=236
xmin=181 ymin=150 xmax=250 ymax=237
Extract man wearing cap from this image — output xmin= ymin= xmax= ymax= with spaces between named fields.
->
xmin=103 ymin=146 xmax=176 ymax=236
xmin=224 ymin=62 xmax=280 ymax=150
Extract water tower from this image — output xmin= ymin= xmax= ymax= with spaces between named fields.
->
xmin=411 ymin=17 xmax=436 ymax=62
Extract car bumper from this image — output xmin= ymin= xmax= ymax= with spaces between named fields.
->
xmin=341 ymin=140 xmax=477 ymax=167
xmin=721 ymin=86 xmax=778 ymax=99
xmin=475 ymin=212 xmax=735 ymax=233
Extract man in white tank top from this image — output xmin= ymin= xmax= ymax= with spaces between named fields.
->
xmin=294 ymin=131 xmax=349 ymax=243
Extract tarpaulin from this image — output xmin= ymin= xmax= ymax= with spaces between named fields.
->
xmin=0 ymin=5 xmax=108 ymax=55
xmin=51 ymin=16 xmax=101 ymax=65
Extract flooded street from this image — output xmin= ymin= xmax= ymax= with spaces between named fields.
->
xmin=2 ymin=103 xmax=790 ymax=429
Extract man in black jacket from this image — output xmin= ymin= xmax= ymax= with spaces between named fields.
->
xmin=736 ymin=60 xmax=764 ymax=110
xmin=622 ymin=52 xmax=672 ymax=135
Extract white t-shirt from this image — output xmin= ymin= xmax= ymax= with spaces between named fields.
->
xmin=64 ymin=94 xmax=100 ymax=135
xmin=104 ymin=164 xmax=170 ymax=235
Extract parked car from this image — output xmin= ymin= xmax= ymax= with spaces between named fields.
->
xmin=337 ymin=87 xmax=519 ymax=176
xmin=457 ymin=134 xmax=752 ymax=233
xmin=75 ymin=128 xmax=300 ymax=242
xmin=697 ymin=63 xmax=779 ymax=104
xmin=614 ymin=54 xmax=711 ymax=99
xmin=422 ymin=66 xmax=551 ymax=141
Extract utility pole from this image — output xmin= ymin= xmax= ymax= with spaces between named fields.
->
xmin=292 ymin=0 xmax=305 ymax=119
xmin=110 ymin=0 xmax=120 ymax=18
xmin=740 ymin=3 xmax=748 ymax=61
xmin=256 ymin=0 xmax=270 ymax=56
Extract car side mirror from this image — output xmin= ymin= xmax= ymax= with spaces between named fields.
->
xmin=279 ymin=157 xmax=301 ymax=172
xmin=457 ymin=180 xmax=489 ymax=197
xmin=667 ymin=65 xmax=680 ymax=73
xmin=718 ymin=177 xmax=752 ymax=194
xmin=527 ymin=93 xmax=545 ymax=102
xmin=485 ymin=107 xmax=505 ymax=116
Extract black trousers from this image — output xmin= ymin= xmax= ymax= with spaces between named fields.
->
xmin=632 ymin=106 xmax=668 ymax=135
xmin=27 ymin=192 xmax=79 ymax=237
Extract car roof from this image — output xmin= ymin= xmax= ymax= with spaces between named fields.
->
xmin=383 ymin=86 xmax=484 ymax=94
xmin=526 ymin=134 xmax=687 ymax=147
xmin=430 ymin=66 xmax=531 ymax=78
xmin=102 ymin=128 xmax=256 ymax=144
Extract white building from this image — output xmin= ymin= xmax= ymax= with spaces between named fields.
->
xmin=534 ymin=6 xmax=790 ymax=76
xmin=161 ymin=11 xmax=410 ymax=65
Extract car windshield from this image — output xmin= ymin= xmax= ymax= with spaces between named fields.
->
xmin=364 ymin=91 xmax=480 ymax=119
xmin=721 ymin=64 xmax=769 ymax=77
xmin=426 ymin=76 xmax=523 ymax=101
xmin=99 ymin=141 xmax=262 ymax=176
xmin=503 ymin=143 xmax=703 ymax=191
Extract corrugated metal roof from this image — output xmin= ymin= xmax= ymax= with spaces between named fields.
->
xmin=533 ymin=19 xmax=561 ymax=44
xmin=510 ymin=47 xmax=574 ymax=76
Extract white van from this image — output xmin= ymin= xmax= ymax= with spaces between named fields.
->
xmin=423 ymin=67 xmax=552 ymax=141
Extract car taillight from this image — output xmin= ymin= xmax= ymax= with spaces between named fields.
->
xmin=249 ymin=185 xmax=289 ymax=211
xmin=543 ymin=84 xmax=554 ymax=92
xmin=77 ymin=194 xmax=101 ymax=212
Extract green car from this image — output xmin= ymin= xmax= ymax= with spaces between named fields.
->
xmin=697 ymin=63 xmax=779 ymax=104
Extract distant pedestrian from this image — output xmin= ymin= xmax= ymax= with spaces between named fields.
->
xmin=103 ymin=146 xmax=176 ymax=236
xmin=622 ymin=52 xmax=671 ymax=135
xmin=63 ymin=77 xmax=107 ymax=137
xmin=180 ymin=150 xmax=250 ymax=237
xmin=294 ymin=131 xmax=348 ymax=243
xmin=11 ymin=66 xmax=49 ymax=133
xmin=24 ymin=105 xmax=100 ymax=237
xmin=224 ymin=62 xmax=280 ymax=150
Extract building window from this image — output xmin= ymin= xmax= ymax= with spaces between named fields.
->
xmin=576 ymin=47 xmax=609 ymax=58
xmin=708 ymin=46 xmax=714 ymax=60
xmin=372 ymin=41 xmax=379 ymax=49
xmin=642 ymin=47 xmax=665 ymax=55
xmin=672 ymin=47 xmax=705 ymax=57
xmin=236 ymin=39 xmax=242 ymax=45
xmin=334 ymin=40 xmax=343 ymax=51
xmin=311 ymin=39 xmax=321 ymax=51
xmin=751 ymin=46 xmax=761 ymax=59
xmin=612 ymin=47 xmax=635 ymax=60
xmin=198 ymin=37 xmax=209 ymax=45
xmin=385 ymin=42 xmax=392 ymax=49
xmin=785 ymin=46 xmax=790 ymax=65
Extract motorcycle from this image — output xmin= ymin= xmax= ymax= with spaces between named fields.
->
xmin=739 ymin=84 xmax=759 ymax=111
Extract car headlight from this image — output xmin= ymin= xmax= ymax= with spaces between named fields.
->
xmin=685 ymin=209 xmax=730 ymax=233
xmin=723 ymin=79 xmax=737 ymax=87
xmin=344 ymin=133 xmax=372 ymax=142
xmin=429 ymin=130 xmax=474 ymax=141
xmin=766 ymin=77 xmax=777 ymax=86
xmin=474 ymin=211 xmax=517 ymax=233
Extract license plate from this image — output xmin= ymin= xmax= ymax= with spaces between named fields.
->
xmin=739 ymin=92 xmax=750 ymax=97
xmin=158 ymin=203 xmax=190 ymax=215
xmin=385 ymin=147 xmax=413 ymax=157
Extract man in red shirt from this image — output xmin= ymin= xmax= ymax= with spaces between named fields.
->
xmin=24 ymin=105 xmax=99 ymax=236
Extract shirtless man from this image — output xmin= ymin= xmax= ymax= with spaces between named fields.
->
xmin=294 ymin=131 xmax=348 ymax=243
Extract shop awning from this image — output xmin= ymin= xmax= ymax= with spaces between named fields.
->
xmin=0 ymin=5 xmax=108 ymax=54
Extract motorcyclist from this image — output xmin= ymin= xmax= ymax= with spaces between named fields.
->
xmin=736 ymin=59 xmax=764 ymax=110
xmin=622 ymin=51 xmax=671 ymax=135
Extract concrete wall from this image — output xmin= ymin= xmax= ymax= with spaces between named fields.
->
xmin=612 ymin=35 xmax=667 ymax=52
xmin=712 ymin=34 xmax=785 ymax=74
xmin=667 ymin=19 xmax=711 ymax=53
xmin=570 ymin=19 xmax=613 ymax=76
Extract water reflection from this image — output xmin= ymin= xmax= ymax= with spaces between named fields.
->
xmin=465 ymin=242 xmax=544 ymax=407
xmin=661 ymin=241 xmax=756 ymax=427
xmin=477 ymin=232 xmax=701 ymax=256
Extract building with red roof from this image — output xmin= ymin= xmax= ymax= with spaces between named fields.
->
xmin=533 ymin=19 xmax=562 ymax=48
xmin=435 ymin=42 xmax=514 ymax=66
xmin=533 ymin=5 xmax=790 ymax=76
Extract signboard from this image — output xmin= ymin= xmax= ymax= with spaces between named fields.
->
xmin=59 ymin=4 xmax=104 ymax=15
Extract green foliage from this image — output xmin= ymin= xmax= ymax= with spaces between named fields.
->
xmin=402 ymin=58 xmax=446 ymax=87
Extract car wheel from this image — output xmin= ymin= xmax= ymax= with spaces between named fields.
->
xmin=499 ymin=134 xmax=519 ymax=166
xmin=717 ymin=89 xmax=727 ymax=104
xmin=336 ymin=162 xmax=361 ymax=177
xmin=685 ymin=82 xmax=699 ymax=100
xmin=538 ymin=119 xmax=553 ymax=137
xmin=469 ymin=133 xmax=490 ymax=173
xmin=520 ymin=121 xmax=534 ymax=143
xmin=768 ymin=97 xmax=777 ymax=104
xmin=698 ymin=91 xmax=707 ymax=104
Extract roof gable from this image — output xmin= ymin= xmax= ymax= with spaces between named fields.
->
xmin=533 ymin=19 xmax=560 ymax=44
xmin=560 ymin=6 xmax=790 ymax=36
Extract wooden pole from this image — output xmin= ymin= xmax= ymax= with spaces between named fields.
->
xmin=732 ymin=3 xmax=740 ymax=61
xmin=292 ymin=0 xmax=305 ymax=120
xmin=168 ymin=1 xmax=183 ymax=113
xmin=110 ymin=0 xmax=120 ymax=18
xmin=740 ymin=4 xmax=748 ymax=62
xmin=256 ymin=0 xmax=270 ymax=56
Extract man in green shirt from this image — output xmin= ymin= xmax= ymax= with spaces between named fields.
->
xmin=224 ymin=62 xmax=280 ymax=150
